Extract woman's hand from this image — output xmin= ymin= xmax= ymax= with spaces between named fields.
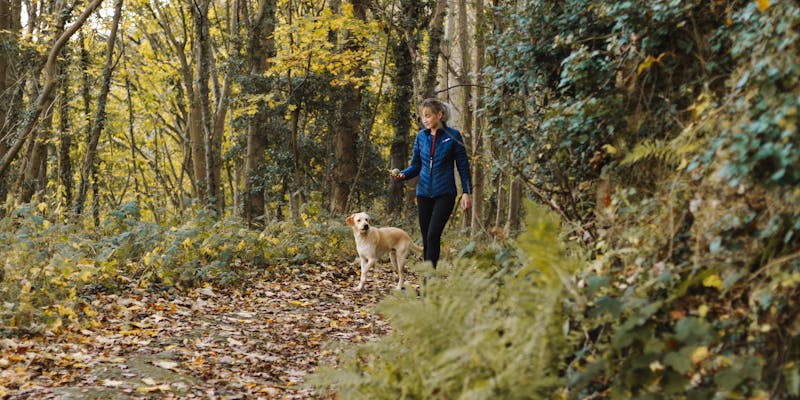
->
xmin=390 ymin=168 xmax=405 ymax=180
xmin=461 ymin=193 xmax=471 ymax=210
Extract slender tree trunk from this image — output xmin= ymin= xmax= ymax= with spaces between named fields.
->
xmin=506 ymin=174 xmax=521 ymax=234
xmin=457 ymin=0 xmax=471 ymax=229
xmin=209 ymin=74 xmax=230 ymax=213
xmin=16 ymin=0 xmax=75 ymax=203
xmin=330 ymin=0 xmax=366 ymax=215
xmin=470 ymin=0 xmax=485 ymax=237
xmin=0 ymin=1 xmax=20 ymax=198
xmin=91 ymin=163 xmax=99 ymax=226
xmin=243 ymin=0 xmax=276 ymax=226
xmin=422 ymin=0 xmax=446 ymax=99
xmin=58 ymin=53 xmax=72 ymax=206
xmin=125 ymin=75 xmax=140 ymax=205
xmin=197 ymin=0 xmax=222 ymax=214
xmin=0 ymin=0 xmax=103 ymax=187
xmin=190 ymin=0 xmax=212 ymax=208
xmin=75 ymin=0 xmax=121 ymax=216
xmin=288 ymin=102 xmax=302 ymax=222
xmin=17 ymin=101 xmax=54 ymax=202
xmin=187 ymin=26 xmax=207 ymax=203
xmin=387 ymin=34 xmax=414 ymax=214
xmin=495 ymin=174 xmax=505 ymax=228
xmin=438 ymin=0 xmax=456 ymax=97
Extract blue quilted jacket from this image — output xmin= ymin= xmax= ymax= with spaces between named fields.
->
xmin=401 ymin=126 xmax=472 ymax=197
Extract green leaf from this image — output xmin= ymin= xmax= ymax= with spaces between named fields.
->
xmin=713 ymin=356 xmax=762 ymax=391
xmin=589 ymin=296 xmax=623 ymax=317
xmin=664 ymin=347 xmax=693 ymax=374
xmin=674 ymin=317 xmax=714 ymax=345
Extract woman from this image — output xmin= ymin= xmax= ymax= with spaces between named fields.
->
xmin=391 ymin=98 xmax=472 ymax=268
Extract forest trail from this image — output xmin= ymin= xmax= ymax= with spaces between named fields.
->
xmin=2 ymin=264 xmax=403 ymax=399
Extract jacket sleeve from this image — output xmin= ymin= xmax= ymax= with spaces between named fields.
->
xmin=401 ymin=132 xmax=422 ymax=179
xmin=454 ymin=131 xmax=472 ymax=193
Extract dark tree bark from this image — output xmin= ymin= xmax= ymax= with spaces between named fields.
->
xmin=243 ymin=0 xmax=276 ymax=226
xmin=506 ymin=175 xmax=521 ymax=234
xmin=387 ymin=33 xmax=414 ymax=214
xmin=330 ymin=0 xmax=367 ymax=215
xmin=422 ymin=0 xmax=446 ymax=99
xmin=75 ymin=0 xmax=122 ymax=216
xmin=387 ymin=0 xmax=423 ymax=215
xmin=57 ymin=51 xmax=72 ymax=206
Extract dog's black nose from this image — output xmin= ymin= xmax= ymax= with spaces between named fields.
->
xmin=362 ymin=224 xmax=369 ymax=230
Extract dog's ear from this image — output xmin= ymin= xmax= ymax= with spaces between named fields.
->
xmin=345 ymin=214 xmax=354 ymax=226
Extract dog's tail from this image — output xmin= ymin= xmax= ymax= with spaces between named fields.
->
xmin=410 ymin=242 xmax=424 ymax=256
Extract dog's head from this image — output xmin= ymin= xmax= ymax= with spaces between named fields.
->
xmin=346 ymin=212 xmax=371 ymax=233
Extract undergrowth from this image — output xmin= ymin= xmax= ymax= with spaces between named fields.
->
xmin=307 ymin=204 xmax=578 ymax=398
xmin=0 ymin=201 xmax=353 ymax=336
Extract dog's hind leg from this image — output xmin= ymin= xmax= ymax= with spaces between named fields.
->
xmin=391 ymin=250 xmax=405 ymax=290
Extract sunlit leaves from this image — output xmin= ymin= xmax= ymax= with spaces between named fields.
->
xmin=270 ymin=3 xmax=383 ymax=88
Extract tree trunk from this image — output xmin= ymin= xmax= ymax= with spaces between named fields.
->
xmin=0 ymin=0 xmax=21 ymax=200
xmin=58 ymin=53 xmax=72 ymax=206
xmin=125 ymin=74 xmax=140 ymax=205
xmin=0 ymin=0 xmax=103 ymax=188
xmin=17 ymin=101 xmax=54 ymax=202
xmin=17 ymin=0 xmax=76 ymax=203
xmin=506 ymin=174 xmax=522 ymax=234
xmin=422 ymin=0 xmax=446 ymax=99
xmin=470 ymin=0 xmax=485 ymax=238
xmin=190 ymin=0 xmax=212 ymax=208
xmin=457 ymin=0 xmax=471 ymax=229
xmin=75 ymin=0 xmax=122 ymax=216
xmin=437 ymin=0 xmax=456 ymax=96
xmin=387 ymin=33 xmax=414 ymax=215
xmin=330 ymin=0 xmax=367 ymax=215
xmin=494 ymin=174 xmax=505 ymax=228
xmin=288 ymin=103 xmax=303 ymax=222
xmin=243 ymin=0 xmax=276 ymax=226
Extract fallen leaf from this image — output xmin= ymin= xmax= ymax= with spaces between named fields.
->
xmin=151 ymin=360 xmax=179 ymax=370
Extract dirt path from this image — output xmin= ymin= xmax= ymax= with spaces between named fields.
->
xmin=1 ymin=263 xmax=405 ymax=399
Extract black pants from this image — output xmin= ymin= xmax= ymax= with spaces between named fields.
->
xmin=417 ymin=194 xmax=456 ymax=268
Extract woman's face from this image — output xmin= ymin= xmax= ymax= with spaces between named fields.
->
xmin=421 ymin=107 xmax=444 ymax=131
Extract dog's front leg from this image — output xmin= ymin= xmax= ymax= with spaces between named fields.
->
xmin=355 ymin=257 xmax=373 ymax=291
xmin=390 ymin=252 xmax=403 ymax=290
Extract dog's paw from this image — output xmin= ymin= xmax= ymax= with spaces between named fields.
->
xmin=354 ymin=285 xmax=364 ymax=291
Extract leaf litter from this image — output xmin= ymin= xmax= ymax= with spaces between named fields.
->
xmin=1 ymin=262 xmax=408 ymax=399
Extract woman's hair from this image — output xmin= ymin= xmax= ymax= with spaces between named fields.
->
xmin=420 ymin=98 xmax=450 ymax=124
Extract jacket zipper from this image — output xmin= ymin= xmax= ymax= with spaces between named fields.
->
xmin=429 ymin=130 xmax=437 ymax=192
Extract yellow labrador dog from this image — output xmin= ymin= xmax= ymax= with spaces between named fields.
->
xmin=346 ymin=212 xmax=423 ymax=291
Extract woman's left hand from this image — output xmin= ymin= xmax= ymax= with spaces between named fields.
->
xmin=461 ymin=193 xmax=471 ymax=210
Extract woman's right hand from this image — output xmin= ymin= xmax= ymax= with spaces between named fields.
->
xmin=390 ymin=168 xmax=404 ymax=180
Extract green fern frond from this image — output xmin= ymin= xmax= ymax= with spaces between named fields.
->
xmin=621 ymin=139 xmax=680 ymax=166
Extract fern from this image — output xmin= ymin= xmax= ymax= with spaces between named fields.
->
xmin=307 ymin=203 xmax=579 ymax=399
xmin=621 ymin=139 xmax=679 ymax=166
xmin=621 ymin=124 xmax=709 ymax=168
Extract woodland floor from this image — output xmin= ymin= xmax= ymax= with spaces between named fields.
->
xmin=1 ymin=262 xmax=406 ymax=399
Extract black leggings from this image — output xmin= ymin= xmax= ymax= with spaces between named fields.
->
xmin=417 ymin=194 xmax=456 ymax=268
